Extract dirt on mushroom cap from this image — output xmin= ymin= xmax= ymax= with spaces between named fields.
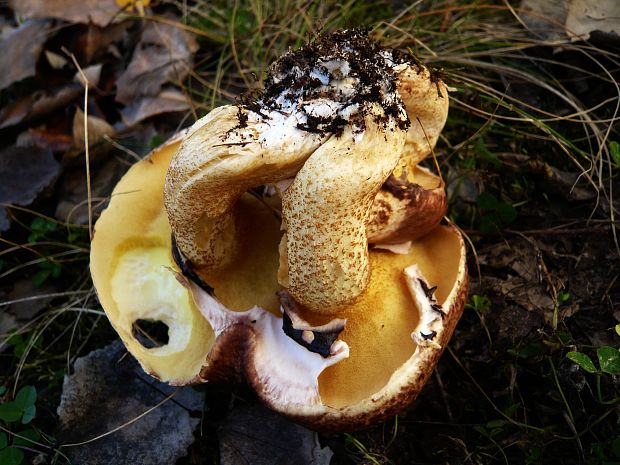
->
xmin=236 ymin=28 xmax=414 ymax=137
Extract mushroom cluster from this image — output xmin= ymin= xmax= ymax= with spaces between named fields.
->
xmin=90 ymin=30 xmax=468 ymax=431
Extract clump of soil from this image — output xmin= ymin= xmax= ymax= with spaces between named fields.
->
xmin=238 ymin=29 xmax=414 ymax=136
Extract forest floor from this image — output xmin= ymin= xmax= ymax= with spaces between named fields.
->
xmin=0 ymin=1 xmax=619 ymax=464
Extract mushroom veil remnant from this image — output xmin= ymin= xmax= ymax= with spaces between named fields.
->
xmin=90 ymin=29 xmax=468 ymax=431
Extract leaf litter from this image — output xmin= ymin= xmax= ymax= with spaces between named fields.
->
xmin=115 ymin=19 xmax=199 ymax=106
xmin=0 ymin=20 xmax=52 ymax=91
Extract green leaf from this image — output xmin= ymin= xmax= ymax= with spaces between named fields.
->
xmin=612 ymin=436 xmax=620 ymax=459
xmin=0 ymin=446 xmax=24 ymax=465
xmin=476 ymin=192 xmax=499 ymax=211
xmin=32 ymin=269 xmax=51 ymax=287
xmin=497 ymin=202 xmax=517 ymax=224
xmin=474 ymin=138 xmax=501 ymax=167
xmin=526 ymin=447 xmax=541 ymax=465
xmin=28 ymin=217 xmax=58 ymax=242
xmin=566 ymin=351 xmax=598 ymax=373
xmin=503 ymin=403 xmax=520 ymax=418
xmin=557 ymin=291 xmax=571 ymax=304
xmin=20 ymin=405 xmax=35 ymax=425
xmin=0 ymin=432 xmax=7 ymax=450
xmin=0 ymin=386 xmax=6 ymax=396
xmin=14 ymin=386 xmax=36 ymax=411
xmin=518 ymin=343 xmax=546 ymax=359
xmin=0 ymin=403 xmax=22 ymax=422
xmin=480 ymin=214 xmax=501 ymax=233
xmin=13 ymin=429 xmax=40 ymax=447
xmin=486 ymin=419 xmax=507 ymax=429
xmin=597 ymin=346 xmax=620 ymax=375
xmin=473 ymin=425 xmax=488 ymax=436
xmin=149 ymin=134 xmax=165 ymax=149
xmin=615 ymin=324 xmax=620 ymax=337
xmin=610 ymin=141 xmax=620 ymax=168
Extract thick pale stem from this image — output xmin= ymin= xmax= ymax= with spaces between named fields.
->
xmin=280 ymin=119 xmax=406 ymax=314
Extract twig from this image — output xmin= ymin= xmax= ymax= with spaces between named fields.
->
xmin=463 ymin=227 xmax=612 ymax=237
xmin=64 ymin=49 xmax=93 ymax=242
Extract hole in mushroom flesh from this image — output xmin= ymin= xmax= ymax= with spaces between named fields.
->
xmin=132 ymin=319 xmax=170 ymax=349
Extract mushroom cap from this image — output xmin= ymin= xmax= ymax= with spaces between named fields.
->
xmin=90 ymin=135 xmax=467 ymax=431
xmin=90 ymin=137 xmax=215 ymax=384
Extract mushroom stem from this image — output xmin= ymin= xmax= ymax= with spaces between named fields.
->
xmin=164 ymin=105 xmax=326 ymax=270
xmin=280 ymin=116 xmax=406 ymax=314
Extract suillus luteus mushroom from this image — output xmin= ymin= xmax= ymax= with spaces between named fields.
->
xmin=90 ymin=29 xmax=468 ymax=432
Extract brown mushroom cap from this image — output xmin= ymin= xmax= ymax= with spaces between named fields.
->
xmin=90 ymin=136 xmax=467 ymax=431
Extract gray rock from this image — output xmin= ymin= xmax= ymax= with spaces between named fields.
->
xmin=57 ymin=341 xmax=203 ymax=465
xmin=218 ymin=403 xmax=332 ymax=465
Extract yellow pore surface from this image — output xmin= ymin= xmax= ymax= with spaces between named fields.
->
xmin=92 ymin=139 xmax=460 ymax=405
xmin=91 ymin=141 xmax=214 ymax=384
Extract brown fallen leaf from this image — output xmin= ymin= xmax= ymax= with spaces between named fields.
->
xmin=115 ymin=20 xmax=199 ymax=105
xmin=218 ymin=404 xmax=333 ymax=465
xmin=58 ymin=341 xmax=203 ymax=465
xmin=55 ymin=157 xmax=125 ymax=225
xmin=0 ymin=146 xmax=60 ymax=232
xmin=27 ymin=128 xmax=74 ymax=153
xmin=73 ymin=22 xmax=131 ymax=64
xmin=0 ymin=84 xmax=83 ymax=129
xmin=73 ymin=64 xmax=103 ymax=88
xmin=0 ymin=280 xmax=57 ymax=338
xmin=479 ymin=238 xmax=578 ymax=325
xmin=120 ymin=88 xmax=192 ymax=126
xmin=10 ymin=0 xmax=129 ymax=27
xmin=0 ymin=19 xmax=51 ymax=91
xmin=72 ymin=107 xmax=115 ymax=148
xmin=520 ymin=0 xmax=620 ymax=43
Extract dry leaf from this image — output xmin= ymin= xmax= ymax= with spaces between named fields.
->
xmin=45 ymin=50 xmax=68 ymax=70
xmin=58 ymin=342 xmax=203 ymax=465
xmin=55 ymin=157 xmax=125 ymax=225
xmin=115 ymin=0 xmax=151 ymax=14
xmin=520 ymin=0 xmax=620 ymax=42
xmin=0 ymin=20 xmax=51 ymax=91
xmin=10 ymin=0 xmax=128 ymax=27
xmin=0 ymin=84 xmax=82 ymax=129
xmin=120 ymin=88 xmax=191 ymax=126
xmin=74 ymin=22 xmax=131 ymax=64
xmin=519 ymin=0 xmax=568 ymax=41
xmin=0 ymin=280 xmax=57 ymax=337
xmin=72 ymin=107 xmax=115 ymax=148
xmin=218 ymin=404 xmax=333 ymax=465
xmin=27 ymin=128 xmax=74 ymax=153
xmin=115 ymin=20 xmax=198 ymax=105
xmin=0 ymin=146 xmax=60 ymax=232
xmin=565 ymin=0 xmax=620 ymax=41
xmin=73 ymin=64 xmax=103 ymax=88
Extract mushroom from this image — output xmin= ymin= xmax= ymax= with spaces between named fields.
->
xmin=90 ymin=30 xmax=468 ymax=431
